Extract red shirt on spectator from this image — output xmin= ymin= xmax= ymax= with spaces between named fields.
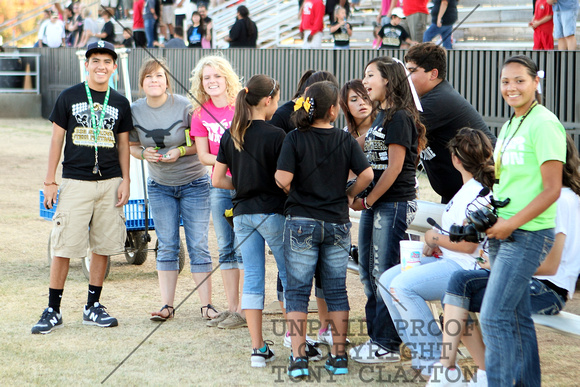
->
xmin=533 ymin=0 xmax=553 ymax=34
xmin=133 ymin=0 xmax=145 ymax=30
xmin=403 ymin=0 xmax=429 ymax=16
xmin=300 ymin=0 xmax=325 ymax=35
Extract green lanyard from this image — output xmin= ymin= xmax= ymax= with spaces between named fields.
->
xmin=84 ymin=81 xmax=110 ymax=175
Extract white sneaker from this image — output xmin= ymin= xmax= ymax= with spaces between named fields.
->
xmin=426 ymin=362 xmax=466 ymax=386
xmin=317 ymin=325 xmax=351 ymax=346
xmin=467 ymin=369 xmax=487 ymax=387
xmin=349 ymin=340 xmax=400 ymax=363
xmin=283 ymin=331 xmax=316 ymax=348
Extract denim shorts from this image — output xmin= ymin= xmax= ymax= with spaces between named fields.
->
xmin=283 ymin=216 xmax=351 ymax=314
xmin=553 ymin=9 xmax=579 ymax=39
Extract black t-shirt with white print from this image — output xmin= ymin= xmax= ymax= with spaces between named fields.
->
xmin=364 ymin=109 xmax=418 ymax=203
xmin=216 ymin=120 xmax=287 ymax=217
xmin=378 ymin=23 xmax=409 ymax=49
xmin=277 ymin=126 xmax=370 ymax=224
xmin=331 ymin=21 xmax=351 ymax=47
xmin=49 ymin=82 xmax=132 ymax=181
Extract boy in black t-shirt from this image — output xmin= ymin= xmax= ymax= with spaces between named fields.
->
xmin=377 ymin=7 xmax=415 ymax=49
xmin=32 ymin=41 xmax=132 ymax=334
xmin=94 ymin=8 xmax=116 ymax=44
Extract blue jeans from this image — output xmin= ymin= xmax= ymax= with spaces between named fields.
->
xmin=147 ymin=175 xmax=212 ymax=272
xmin=378 ymin=257 xmax=464 ymax=371
xmin=144 ymin=18 xmax=156 ymax=48
xmin=284 ymin=216 xmax=351 ymax=314
xmin=423 ymin=23 xmax=453 ymax=49
xmin=444 ymin=269 xmax=566 ymax=316
xmin=358 ymin=201 xmax=415 ymax=352
xmin=480 ymin=228 xmax=554 ymax=387
xmin=234 ymin=213 xmax=286 ymax=310
xmin=210 ymin=185 xmax=242 ymax=270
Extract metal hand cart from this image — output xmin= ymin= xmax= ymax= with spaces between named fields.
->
xmin=40 ymin=192 xmax=185 ymax=280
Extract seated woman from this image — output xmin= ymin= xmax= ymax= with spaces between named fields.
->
xmin=377 ymin=128 xmax=495 ymax=378
xmin=427 ymin=134 xmax=580 ymax=386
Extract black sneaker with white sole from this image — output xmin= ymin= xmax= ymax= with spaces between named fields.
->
xmin=287 ymin=356 xmax=309 ymax=379
xmin=31 ymin=307 xmax=63 ymax=334
xmin=83 ymin=302 xmax=118 ymax=327
xmin=251 ymin=341 xmax=276 ymax=368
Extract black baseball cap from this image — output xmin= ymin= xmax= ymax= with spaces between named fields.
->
xmin=86 ymin=41 xmax=117 ymax=61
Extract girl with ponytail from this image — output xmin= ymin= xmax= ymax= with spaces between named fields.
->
xmin=275 ymin=81 xmax=373 ymax=378
xmin=212 ymin=75 xmax=288 ymax=368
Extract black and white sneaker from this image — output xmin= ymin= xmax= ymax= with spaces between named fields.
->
xmin=287 ymin=356 xmax=309 ymax=379
xmin=31 ymin=307 xmax=63 ymax=334
xmin=305 ymin=341 xmax=323 ymax=361
xmin=251 ymin=341 xmax=276 ymax=368
xmin=325 ymin=353 xmax=349 ymax=375
xmin=83 ymin=302 xmax=118 ymax=327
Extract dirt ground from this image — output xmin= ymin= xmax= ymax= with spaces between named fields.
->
xmin=1 ymin=118 xmax=579 ymax=386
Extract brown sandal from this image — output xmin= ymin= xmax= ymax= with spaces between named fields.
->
xmin=150 ymin=305 xmax=175 ymax=322
xmin=200 ymin=304 xmax=219 ymax=320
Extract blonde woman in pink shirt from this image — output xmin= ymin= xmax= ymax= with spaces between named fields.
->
xmin=189 ymin=55 xmax=246 ymax=329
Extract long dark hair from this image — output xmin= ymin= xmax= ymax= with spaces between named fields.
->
xmin=231 ymin=74 xmax=279 ymax=151
xmin=365 ymin=56 xmax=427 ymax=159
xmin=292 ymin=70 xmax=316 ymax=100
xmin=237 ymin=5 xmax=256 ymax=38
xmin=340 ymin=79 xmax=376 ymax=137
xmin=564 ymin=134 xmax=580 ymax=196
xmin=291 ymin=81 xmax=339 ymax=131
xmin=447 ymin=127 xmax=495 ymax=189
xmin=503 ymin=55 xmax=542 ymax=105
xmin=191 ymin=11 xmax=206 ymax=37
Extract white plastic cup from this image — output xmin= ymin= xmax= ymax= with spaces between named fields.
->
xmin=400 ymin=240 xmax=424 ymax=272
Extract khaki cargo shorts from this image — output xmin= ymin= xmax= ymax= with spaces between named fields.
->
xmin=51 ymin=178 xmax=126 ymax=258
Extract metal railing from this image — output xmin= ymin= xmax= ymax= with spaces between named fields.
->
xmin=0 ymin=53 xmax=40 ymax=94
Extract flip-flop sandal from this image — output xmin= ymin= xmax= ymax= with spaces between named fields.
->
xmin=200 ymin=304 xmax=219 ymax=320
xmin=150 ymin=305 xmax=175 ymax=322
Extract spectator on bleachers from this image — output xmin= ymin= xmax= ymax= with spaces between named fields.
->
xmin=160 ymin=0 xmax=176 ymax=42
xmin=402 ymin=0 xmax=429 ymax=42
xmin=530 ymin=0 xmax=554 ymax=50
xmin=133 ymin=0 xmax=147 ymax=47
xmin=299 ymin=0 xmax=325 ymax=49
xmin=547 ymin=0 xmax=578 ymax=50
xmin=423 ymin=0 xmax=457 ymax=50
xmin=76 ymin=8 xmax=99 ymax=48
xmin=404 ymin=43 xmax=496 ymax=204
xmin=186 ymin=11 xmax=205 ymax=47
xmin=325 ymin=0 xmax=350 ymax=23
xmin=330 ymin=5 xmax=352 ymax=49
xmin=377 ymin=7 xmax=416 ymax=49
xmin=144 ymin=0 xmax=158 ymax=48
xmin=376 ymin=0 xmax=400 ymax=27
xmin=164 ymin=25 xmax=187 ymax=47
xmin=198 ymin=3 xmax=213 ymax=48
xmin=119 ymin=28 xmax=135 ymax=48
xmin=93 ymin=8 xmax=117 ymax=45
xmin=65 ymin=2 xmax=83 ymax=47
xmin=34 ymin=10 xmax=52 ymax=48
xmin=225 ymin=5 xmax=258 ymax=48
xmin=38 ymin=12 xmax=66 ymax=48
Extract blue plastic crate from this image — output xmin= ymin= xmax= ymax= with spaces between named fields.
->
xmin=39 ymin=190 xmax=156 ymax=231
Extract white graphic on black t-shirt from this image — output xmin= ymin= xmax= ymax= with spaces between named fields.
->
xmin=71 ymin=101 xmax=119 ymax=148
